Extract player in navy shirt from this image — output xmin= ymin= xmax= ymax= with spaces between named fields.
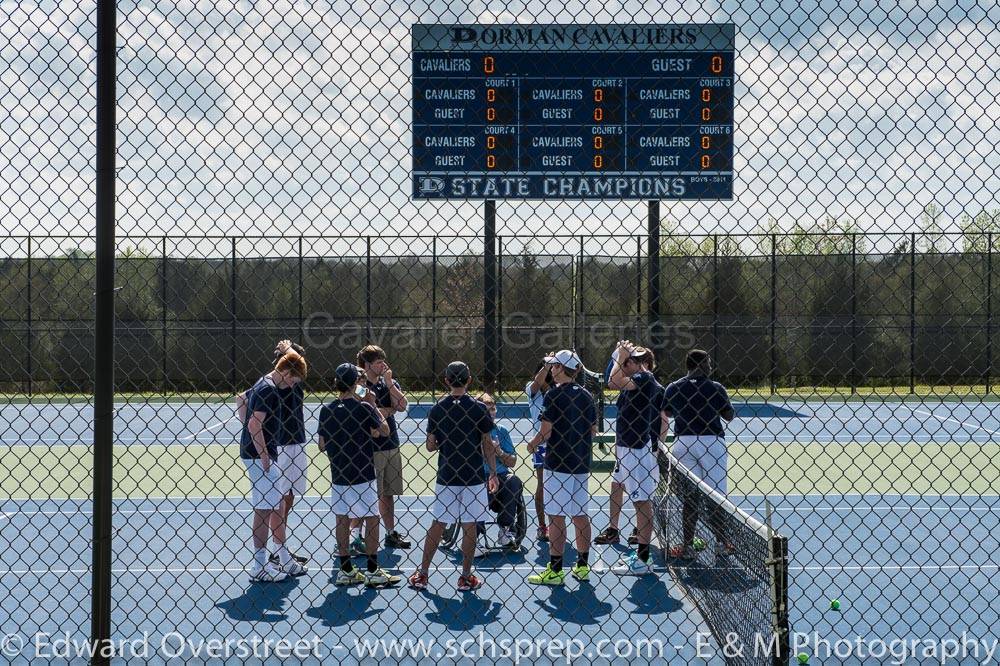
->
xmin=409 ymin=362 xmax=498 ymax=592
xmin=602 ymin=341 xmax=662 ymax=575
xmin=318 ymin=363 xmax=399 ymax=587
xmin=351 ymin=345 xmax=411 ymax=551
xmin=237 ymin=340 xmax=311 ymax=572
xmin=662 ymin=349 xmax=736 ymax=560
xmin=526 ymin=350 xmax=597 ymax=586
xmin=236 ymin=350 xmax=307 ymax=583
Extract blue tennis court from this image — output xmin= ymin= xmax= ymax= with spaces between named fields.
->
xmin=2 ymin=397 xmax=998 ymax=662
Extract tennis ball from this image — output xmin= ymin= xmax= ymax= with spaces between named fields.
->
xmin=830 ymin=599 xmax=841 ymax=611
xmin=692 ymin=537 xmax=707 ymax=551
xmin=797 ymin=653 xmax=809 ymax=664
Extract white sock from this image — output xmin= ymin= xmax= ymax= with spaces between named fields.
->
xmin=253 ymin=548 xmax=268 ymax=568
xmin=275 ymin=545 xmax=292 ymax=566
xmin=350 ymin=528 xmax=360 ymax=542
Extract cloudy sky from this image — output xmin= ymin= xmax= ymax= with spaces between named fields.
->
xmin=1 ymin=0 xmax=998 ymax=244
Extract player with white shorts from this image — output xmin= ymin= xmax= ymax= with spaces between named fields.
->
xmin=603 ymin=342 xmax=662 ymax=575
xmin=237 ymin=351 xmax=308 ymax=582
xmin=319 ymin=363 xmax=400 ymax=588
xmin=409 ymin=362 xmax=498 ymax=593
xmin=662 ymin=349 xmax=736 ymax=559
xmin=526 ymin=350 xmax=598 ymax=586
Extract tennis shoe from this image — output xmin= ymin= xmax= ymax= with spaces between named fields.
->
xmin=365 ymin=568 xmax=401 ymax=587
xmin=457 ymin=573 xmax=483 ymax=591
xmin=249 ymin=562 xmax=288 ymax=583
xmin=279 ymin=560 xmax=307 ymax=577
xmin=593 ymin=527 xmax=620 ymax=545
xmin=498 ymin=527 xmax=513 ymax=548
xmin=571 ymin=563 xmax=591 ymax=582
xmin=335 ymin=565 xmax=364 ymax=586
xmin=407 ymin=571 xmax=429 ymax=590
xmin=612 ymin=551 xmax=654 ymax=576
xmin=527 ymin=564 xmax=566 ymax=586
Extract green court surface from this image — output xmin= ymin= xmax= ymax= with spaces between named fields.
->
xmin=6 ymin=442 xmax=1000 ymax=500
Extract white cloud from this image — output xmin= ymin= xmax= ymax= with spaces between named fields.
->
xmin=1 ymin=0 xmax=998 ymax=243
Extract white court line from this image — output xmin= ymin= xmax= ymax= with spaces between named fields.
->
xmin=182 ymin=416 xmax=237 ymax=441
xmin=910 ymin=407 xmax=1000 ymax=437
xmin=5 ymin=506 xmax=640 ymax=518
xmin=770 ymin=505 xmax=1000 ymax=514
xmin=8 ymin=504 xmax=1000 ymax=518
xmin=2 ymin=563 xmax=996 ymax=576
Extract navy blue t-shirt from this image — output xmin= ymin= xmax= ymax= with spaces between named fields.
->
xmin=541 ymin=383 xmax=597 ymax=475
xmin=277 ymin=382 xmax=306 ymax=445
xmin=615 ymin=370 xmax=663 ymax=449
xmin=662 ymin=375 xmax=732 ymax=437
xmin=239 ymin=376 xmax=283 ymax=460
xmin=317 ymin=398 xmax=381 ymax=486
xmin=366 ymin=376 xmax=402 ymax=452
xmin=427 ymin=394 xmax=494 ymax=487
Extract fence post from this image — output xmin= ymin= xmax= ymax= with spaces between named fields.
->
xmin=850 ymin=233 xmax=857 ymax=395
xmin=366 ymin=236 xmax=372 ymax=342
xmin=91 ymin=0 xmax=116 ymax=660
xmin=431 ymin=235 xmax=438 ymax=400
xmin=497 ymin=234 xmax=504 ymax=391
xmin=161 ymin=236 xmax=167 ymax=394
xmin=647 ymin=201 xmax=661 ymax=354
xmin=910 ymin=232 xmax=916 ymax=394
xmin=230 ymin=238 xmax=237 ymax=391
xmin=578 ymin=235 xmax=585 ymax=353
xmin=770 ymin=233 xmax=777 ymax=395
xmin=635 ymin=235 xmax=642 ymax=338
xmin=26 ymin=236 xmax=32 ymax=396
xmin=484 ymin=201 xmax=498 ymax=391
xmin=987 ymin=232 xmax=993 ymax=394
xmin=298 ymin=236 xmax=304 ymax=345
xmin=712 ymin=234 xmax=719 ymax=362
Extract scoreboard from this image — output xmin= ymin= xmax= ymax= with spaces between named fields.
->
xmin=411 ymin=24 xmax=735 ymax=200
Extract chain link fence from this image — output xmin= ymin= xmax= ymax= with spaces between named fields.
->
xmin=2 ymin=0 xmax=1000 ymax=664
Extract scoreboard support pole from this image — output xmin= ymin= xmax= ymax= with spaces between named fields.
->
xmin=484 ymin=200 xmax=499 ymax=391
xmin=647 ymin=200 xmax=662 ymax=355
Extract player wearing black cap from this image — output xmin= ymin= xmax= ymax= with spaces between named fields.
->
xmin=318 ymin=363 xmax=400 ymax=588
xmin=408 ymin=361 xmax=499 ymax=592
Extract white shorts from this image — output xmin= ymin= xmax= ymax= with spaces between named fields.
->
xmin=544 ymin=470 xmax=590 ymax=517
xmin=330 ymin=479 xmax=379 ymax=519
xmin=672 ymin=435 xmax=728 ymax=495
xmin=242 ymin=459 xmax=282 ymax=510
xmin=612 ymin=445 xmax=659 ymax=502
xmin=275 ymin=443 xmax=308 ymax=496
xmin=432 ymin=483 xmax=490 ymax=524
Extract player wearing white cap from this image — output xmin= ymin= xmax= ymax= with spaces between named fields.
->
xmin=526 ymin=350 xmax=598 ymax=585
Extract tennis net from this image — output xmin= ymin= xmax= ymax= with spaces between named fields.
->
xmin=652 ymin=444 xmax=790 ymax=666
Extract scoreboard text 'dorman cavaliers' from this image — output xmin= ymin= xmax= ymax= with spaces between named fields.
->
xmin=411 ymin=24 xmax=735 ymax=200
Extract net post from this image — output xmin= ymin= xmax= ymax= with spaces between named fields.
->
xmin=766 ymin=499 xmax=790 ymax=666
